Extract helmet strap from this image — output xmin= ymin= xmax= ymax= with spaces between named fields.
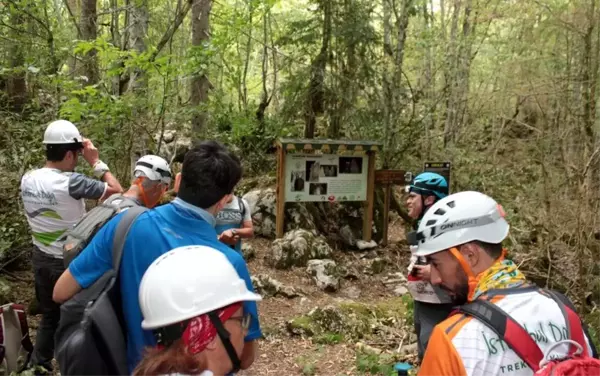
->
xmin=449 ymin=247 xmax=479 ymax=301
xmin=208 ymin=311 xmax=242 ymax=374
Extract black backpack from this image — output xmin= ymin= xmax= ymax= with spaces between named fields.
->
xmin=61 ymin=194 xmax=140 ymax=268
xmin=54 ymin=206 xmax=148 ymax=376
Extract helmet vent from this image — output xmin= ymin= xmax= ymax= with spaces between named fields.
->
xmin=434 ymin=208 xmax=446 ymax=216
xmin=447 ymin=200 xmax=456 ymax=208
xmin=426 ymin=219 xmax=437 ymax=226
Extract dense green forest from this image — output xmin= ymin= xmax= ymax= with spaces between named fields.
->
xmin=1 ymin=0 xmax=599 ymax=340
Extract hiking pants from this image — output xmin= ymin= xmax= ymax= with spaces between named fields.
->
xmin=414 ymin=300 xmax=454 ymax=360
xmin=31 ymin=247 xmax=65 ymax=372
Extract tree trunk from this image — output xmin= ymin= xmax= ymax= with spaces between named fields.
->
xmin=382 ymin=0 xmax=393 ymax=166
xmin=304 ymin=0 xmax=331 ymax=139
xmin=7 ymin=7 xmax=27 ymax=112
xmin=443 ymin=1 xmax=461 ymax=146
xmin=190 ymin=0 xmax=212 ymax=137
xmin=127 ymin=0 xmax=149 ymax=92
xmin=80 ymin=0 xmax=98 ymax=84
xmin=241 ymin=0 xmax=253 ymax=112
xmin=256 ymin=7 xmax=271 ymax=130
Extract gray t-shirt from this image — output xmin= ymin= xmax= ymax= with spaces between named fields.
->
xmin=215 ymin=196 xmax=251 ymax=228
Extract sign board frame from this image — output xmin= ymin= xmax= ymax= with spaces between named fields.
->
xmin=424 ymin=161 xmax=451 ymax=188
xmin=275 ymin=138 xmax=382 ymax=241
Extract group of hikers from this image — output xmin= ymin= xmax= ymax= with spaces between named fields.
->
xmin=14 ymin=119 xmax=600 ymax=376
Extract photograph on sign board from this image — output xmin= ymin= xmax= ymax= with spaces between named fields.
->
xmin=339 ymin=157 xmax=363 ymax=174
xmin=306 ymin=161 xmax=324 ymax=182
xmin=285 ymin=154 xmax=367 ymax=202
xmin=290 ymin=171 xmax=305 ymax=192
xmin=309 ymin=183 xmax=327 ymax=195
xmin=320 ymin=165 xmax=338 ymax=177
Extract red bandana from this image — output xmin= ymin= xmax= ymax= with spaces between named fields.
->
xmin=182 ymin=302 xmax=242 ymax=354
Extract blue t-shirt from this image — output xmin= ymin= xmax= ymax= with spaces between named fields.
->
xmin=69 ymin=199 xmax=263 ymax=372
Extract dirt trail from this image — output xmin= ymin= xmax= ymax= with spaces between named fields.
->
xmin=239 ymin=220 xmax=417 ymax=376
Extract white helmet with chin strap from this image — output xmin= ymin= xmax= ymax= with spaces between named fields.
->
xmin=413 ymin=191 xmax=509 ymax=257
xmin=139 ymin=245 xmax=262 ymax=330
xmin=134 ymin=155 xmax=172 ymax=185
xmin=43 ymin=120 xmax=83 ymax=144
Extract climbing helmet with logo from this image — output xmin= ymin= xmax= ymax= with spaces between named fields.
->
xmin=412 ymin=191 xmax=509 ymax=257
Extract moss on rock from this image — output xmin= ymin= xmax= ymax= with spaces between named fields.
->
xmin=287 ymin=298 xmax=407 ymax=344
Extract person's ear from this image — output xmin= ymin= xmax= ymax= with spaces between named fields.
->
xmin=424 ymin=195 xmax=436 ymax=207
xmin=459 ymin=243 xmax=480 ymax=268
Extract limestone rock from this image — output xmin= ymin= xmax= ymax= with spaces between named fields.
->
xmin=251 ymin=274 xmax=300 ymax=298
xmin=269 ymin=229 xmax=332 ymax=269
xmin=306 ymin=259 xmax=341 ymax=292
xmin=242 ymin=189 xmax=317 ymax=238
xmin=241 ymin=243 xmax=256 ymax=260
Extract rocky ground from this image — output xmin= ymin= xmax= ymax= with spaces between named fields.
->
xmin=237 ymin=218 xmax=420 ymax=376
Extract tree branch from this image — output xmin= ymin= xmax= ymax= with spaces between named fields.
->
xmin=148 ymin=0 xmax=193 ymax=63
xmin=62 ymin=0 xmax=82 ymax=37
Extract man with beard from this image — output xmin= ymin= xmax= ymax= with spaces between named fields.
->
xmin=415 ymin=191 xmax=598 ymax=376
xmin=405 ymin=172 xmax=453 ymax=360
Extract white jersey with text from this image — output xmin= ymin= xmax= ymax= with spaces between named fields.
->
xmin=419 ymin=289 xmax=596 ymax=376
xmin=20 ymin=168 xmax=106 ymax=257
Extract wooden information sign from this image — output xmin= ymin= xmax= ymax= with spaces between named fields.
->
xmin=275 ymin=138 xmax=382 ymax=241
xmin=375 ymin=169 xmax=407 ymax=185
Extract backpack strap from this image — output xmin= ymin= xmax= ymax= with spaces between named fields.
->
xmin=11 ymin=304 xmax=33 ymax=353
xmin=11 ymin=304 xmax=33 ymax=372
xmin=111 ymin=206 xmax=148 ymax=271
xmin=238 ymin=197 xmax=246 ymax=220
xmin=457 ymin=299 xmax=544 ymax=371
xmin=540 ymin=289 xmax=589 ymax=357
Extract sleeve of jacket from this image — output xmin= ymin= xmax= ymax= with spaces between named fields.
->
xmin=418 ymin=325 xmax=468 ymax=376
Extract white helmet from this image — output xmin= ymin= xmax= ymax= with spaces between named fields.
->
xmin=134 ymin=155 xmax=172 ymax=185
xmin=139 ymin=245 xmax=262 ymax=330
xmin=43 ymin=120 xmax=83 ymax=144
xmin=413 ymin=191 xmax=509 ymax=257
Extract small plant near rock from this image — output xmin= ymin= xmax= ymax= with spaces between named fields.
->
xmin=355 ymin=350 xmax=396 ymax=376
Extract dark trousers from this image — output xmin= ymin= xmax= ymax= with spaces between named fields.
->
xmin=414 ymin=300 xmax=454 ymax=360
xmin=30 ymin=247 xmax=65 ymax=372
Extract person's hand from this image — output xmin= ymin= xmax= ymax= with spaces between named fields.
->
xmin=218 ymin=230 xmax=237 ymax=245
xmin=413 ymin=264 xmax=431 ymax=281
xmin=82 ymin=139 xmax=100 ymax=166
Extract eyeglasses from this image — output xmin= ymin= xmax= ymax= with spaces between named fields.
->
xmin=228 ymin=313 xmax=251 ymax=330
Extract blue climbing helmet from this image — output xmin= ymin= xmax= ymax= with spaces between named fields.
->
xmin=406 ymin=172 xmax=449 ymax=200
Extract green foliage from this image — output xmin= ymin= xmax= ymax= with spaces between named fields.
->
xmin=355 ymin=351 xmax=396 ymax=376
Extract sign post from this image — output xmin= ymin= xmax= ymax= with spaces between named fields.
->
xmin=374 ymin=169 xmax=407 ymax=246
xmin=275 ymin=138 xmax=381 ymax=240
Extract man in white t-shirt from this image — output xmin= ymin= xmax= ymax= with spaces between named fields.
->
xmin=215 ymin=195 xmax=253 ymax=254
xmin=20 ymin=120 xmax=122 ymax=372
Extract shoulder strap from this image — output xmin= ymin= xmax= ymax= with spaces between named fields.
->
xmin=111 ymin=206 xmax=148 ymax=271
xmin=457 ymin=299 xmax=543 ymax=371
xmin=238 ymin=197 xmax=245 ymax=218
xmin=540 ymin=289 xmax=590 ymax=357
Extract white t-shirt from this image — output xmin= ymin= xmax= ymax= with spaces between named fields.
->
xmin=20 ymin=167 xmax=106 ymax=257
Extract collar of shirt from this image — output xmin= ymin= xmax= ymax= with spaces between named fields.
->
xmin=171 ymin=197 xmax=216 ymax=227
